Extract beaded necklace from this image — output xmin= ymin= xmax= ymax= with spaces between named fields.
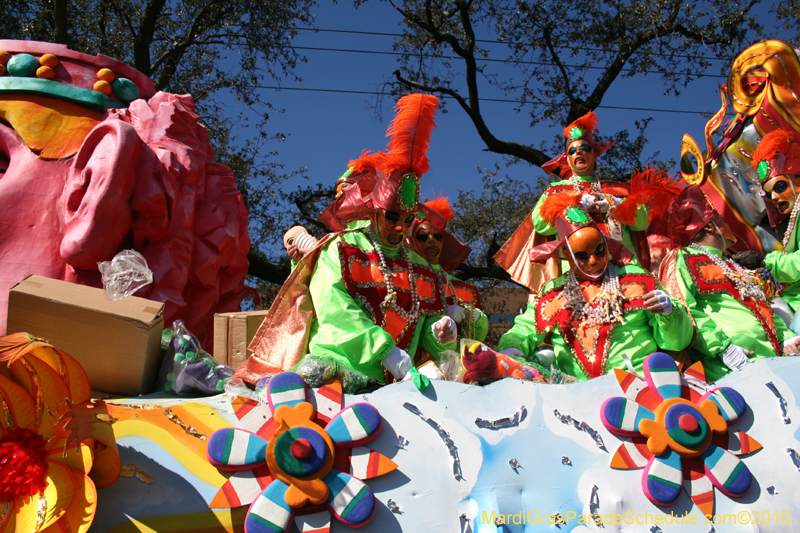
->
xmin=443 ymin=274 xmax=477 ymax=340
xmin=689 ymin=244 xmax=768 ymax=302
xmin=781 ymin=198 xmax=800 ymax=250
xmin=569 ymin=173 xmax=603 ymax=195
xmin=561 ymin=264 xmax=626 ymax=335
xmin=363 ymin=228 xmax=421 ymax=323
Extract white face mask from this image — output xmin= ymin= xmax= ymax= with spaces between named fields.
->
xmin=565 ymin=232 xmax=609 ymax=282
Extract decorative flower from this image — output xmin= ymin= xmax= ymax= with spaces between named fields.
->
xmin=600 ymin=352 xmax=761 ymax=517
xmin=0 ymin=333 xmax=120 ymax=532
xmin=206 ymin=372 xmax=397 ymax=533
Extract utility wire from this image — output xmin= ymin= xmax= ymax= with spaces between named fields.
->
xmin=292 ymin=45 xmax=727 ymax=80
xmin=292 ymin=27 xmax=731 ymax=62
xmin=251 ymin=84 xmax=716 ymax=115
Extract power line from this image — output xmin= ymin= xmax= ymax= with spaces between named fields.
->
xmin=251 ymin=84 xmax=716 ymax=115
xmin=292 ymin=45 xmax=727 ymax=80
xmin=292 ymin=27 xmax=731 ymax=63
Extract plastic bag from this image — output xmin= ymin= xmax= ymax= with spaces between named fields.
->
xmin=98 ymin=249 xmax=153 ymax=301
xmin=437 ymin=349 xmax=466 ymax=382
xmin=157 ymin=320 xmax=233 ymax=395
xmin=291 ymin=354 xmax=381 ymax=394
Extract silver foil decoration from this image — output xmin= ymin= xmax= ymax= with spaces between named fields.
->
xmin=554 ymin=513 xmax=565 ymax=525
xmin=475 ymin=406 xmax=527 ymax=429
xmin=561 ymin=456 xmax=572 ymax=466
xmin=787 ymin=448 xmax=800 ymax=471
xmin=387 ymin=499 xmax=401 ymax=514
xmin=589 ymin=484 xmax=603 ymax=528
xmin=395 ymin=436 xmax=409 ymax=449
xmin=509 ymin=458 xmax=521 ymax=472
xmin=767 ymin=486 xmax=777 ymax=495
xmin=766 ymin=382 xmax=791 ymax=424
xmin=553 ymin=409 xmax=605 ymax=449
xmin=708 ymin=526 xmax=715 ymax=533
xmin=650 ymin=526 xmax=663 ymax=533
xmin=403 ymin=402 xmax=463 ymax=481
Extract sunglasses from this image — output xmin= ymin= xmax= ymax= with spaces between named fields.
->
xmin=384 ymin=210 xmax=415 ymax=224
xmin=415 ymin=231 xmax=444 ymax=243
xmin=573 ymin=243 xmax=605 ymax=261
xmin=772 ymin=180 xmax=790 ymax=194
xmin=568 ymin=144 xmax=592 ymax=156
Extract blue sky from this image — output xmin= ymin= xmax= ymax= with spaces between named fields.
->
xmin=248 ymin=2 xmax=786 ymax=208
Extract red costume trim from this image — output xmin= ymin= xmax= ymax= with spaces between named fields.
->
xmin=339 ymin=242 xmax=446 ymax=350
xmin=535 ymin=274 xmax=657 ymax=379
xmin=683 ymin=254 xmax=782 ymax=356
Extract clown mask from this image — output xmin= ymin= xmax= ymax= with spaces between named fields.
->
xmin=372 ymin=208 xmax=415 ymax=248
xmin=567 ymin=140 xmax=596 ymax=176
xmin=763 ymin=175 xmax=800 ymax=216
xmin=411 ymin=220 xmax=444 ymax=264
xmin=566 ymin=226 xmax=608 ymax=281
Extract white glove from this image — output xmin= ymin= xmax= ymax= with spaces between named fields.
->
xmin=534 ymin=347 xmax=556 ymax=367
xmin=580 ymin=192 xmax=609 ymax=213
xmin=432 ymin=316 xmax=457 ymax=344
xmin=447 ymin=304 xmax=466 ymax=323
xmin=499 ymin=347 xmax=524 ymax=358
xmin=651 ymin=290 xmax=673 ymax=315
xmin=721 ymin=344 xmax=752 ymax=371
xmin=783 ymin=335 xmax=800 ymax=356
xmin=382 ymin=346 xmax=412 ymax=380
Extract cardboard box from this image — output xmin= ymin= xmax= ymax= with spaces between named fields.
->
xmin=213 ymin=311 xmax=268 ymax=370
xmin=7 ymin=275 xmax=164 ymax=396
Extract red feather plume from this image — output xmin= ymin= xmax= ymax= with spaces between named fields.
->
xmin=540 ymin=192 xmax=581 ymax=225
xmin=378 ymin=93 xmax=439 ymax=178
xmin=348 ymin=150 xmax=383 ymax=175
xmin=613 ymin=166 xmax=684 ymax=227
xmin=563 ymin=110 xmax=599 ymax=138
xmin=424 ymin=195 xmax=454 ymax=222
xmin=752 ymin=129 xmax=794 ymax=169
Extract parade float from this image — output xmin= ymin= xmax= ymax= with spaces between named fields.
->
xmin=4 ymin=39 xmax=800 ymax=533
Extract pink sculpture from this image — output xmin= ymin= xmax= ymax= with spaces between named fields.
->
xmin=0 ymin=40 xmax=250 ymax=347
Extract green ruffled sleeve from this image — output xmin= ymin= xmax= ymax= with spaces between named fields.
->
xmin=497 ymin=302 xmax=547 ymax=359
xmin=648 ymin=274 xmax=693 ymax=353
xmin=307 ymin=238 xmax=395 ymax=382
xmin=674 ymin=250 xmax=730 ymax=357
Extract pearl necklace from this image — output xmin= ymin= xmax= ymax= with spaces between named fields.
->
xmin=569 ymin=173 xmax=603 ymax=195
xmin=782 ymin=199 xmax=800 ymax=250
xmin=689 ymin=244 xmax=768 ymax=302
xmin=364 ymin=229 xmax=421 ymax=323
xmin=561 ymin=264 xmax=626 ymax=330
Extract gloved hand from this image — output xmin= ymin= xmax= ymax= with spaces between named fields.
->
xmin=499 ymin=347 xmax=524 ymax=358
xmin=643 ymin=290 xmax=673 ymax=315
xmin=432 ymin=316 xmax=457 ymax=344
xmin=462 ymin=343 xmax=545 ymax=383
xmin=783 ymin=336 xmax=800 ymax=356
xmin=721 ymin=344 xmax=752 ymax=371
xmin=534 ymin=347 xmax=556 ymax=367
xmin=732 ymin=250 xmax=765 ymax=270
xmin=581 ymin=193 xmax=610 ymax=213
xmin=447 ymin=304 xmax=466 ymax=323
xmin=382 ymin=346 xmax=413 ymax=380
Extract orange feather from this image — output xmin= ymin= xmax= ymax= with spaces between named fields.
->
xmin=424 ymin=195 xmax=454 ymax=222
xmin=563 ymin=110 xmax=599 ymax=138
xmin=752 ymin=129 xmax=794 ymax=168
xmin=540 ymin=192 xmax=581 ymax=225
xmin=613 ymin=166 xmax=684 ymax=226
xmin=378 ymin=93 xmax=439 ymax=178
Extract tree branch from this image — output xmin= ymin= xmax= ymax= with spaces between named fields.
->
xmin=247 ymin=251 xmax=290 ymax=285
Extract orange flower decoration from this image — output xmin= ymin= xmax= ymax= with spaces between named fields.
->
xmin=0 ymin=333 xmax=120 ymax=532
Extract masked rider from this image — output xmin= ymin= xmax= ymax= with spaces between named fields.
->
xmin=497 ymin=194 xmax=692 ymax=380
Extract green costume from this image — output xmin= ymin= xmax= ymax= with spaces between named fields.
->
xmin=305 ymin=229 xmax=456 ymax=382
xmin=765 ymin=223 xmax=800 ymax=312
xmin=531 ymin=175 xmax=649 ymax=259
xmin=672 ymin=246 xmax=792 ymax=382
xmin=497 ymin=263 xmax=692 ymax=380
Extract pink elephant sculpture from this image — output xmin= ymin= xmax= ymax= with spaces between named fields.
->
xmin=0 ymin=40 xmax=250 ymax=347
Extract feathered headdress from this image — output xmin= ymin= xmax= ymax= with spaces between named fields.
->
xmin=752 ymin=129 xmax=800 ymax=183
xmin=319 ymin=94 xmax=440 ymax=230
xmin=613 ymin=166 xmax=685 ymax=227
xmin=424 ymin=194 xmax=454 ymax=222
xmin=541 ymin=110 xmax=615 ymax=175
